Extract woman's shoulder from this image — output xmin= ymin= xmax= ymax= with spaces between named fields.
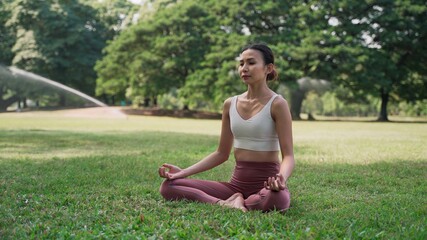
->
xmin=271 ymin=94 xmax=290 ymax=113
xmin=272 ymin=94 xmax=288 ymax=104
xmin=222 ymin=97 xmax=234 ymax=111
xmin=224 ymin=95 xmax=239 ymax=105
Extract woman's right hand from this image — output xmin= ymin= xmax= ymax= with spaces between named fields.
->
xmin=264 ymin=174 xmax=287 ymax=192
xmin=158 ymin=163 xmax=186 ymax=180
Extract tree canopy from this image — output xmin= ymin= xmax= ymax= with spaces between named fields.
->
xmin=1 ymin=0 xmax=425 ymax=119
xmin=0 ymin=0 xmax=131 ymax=109
xmin=325 ymin=0 xmax=427 ymax=121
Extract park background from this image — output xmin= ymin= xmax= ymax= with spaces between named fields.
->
xmin=0 ymin=0 xmax=426 ymax=239
xmin=0 ymin=0 xmax=426 ymax=120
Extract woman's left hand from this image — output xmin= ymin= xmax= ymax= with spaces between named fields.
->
xmin=264 ymin=174 xmax=286 ymax=191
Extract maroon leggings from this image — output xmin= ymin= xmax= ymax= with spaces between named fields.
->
xmin=159 ymin=161 xmax=290 ymax=212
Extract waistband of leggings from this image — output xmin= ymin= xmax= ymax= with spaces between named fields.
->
xmin=235 ymin=160 xmax=280 ymax=168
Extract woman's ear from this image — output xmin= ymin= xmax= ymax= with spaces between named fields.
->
xmin=266 ymin=63 xmax=274 ymax=74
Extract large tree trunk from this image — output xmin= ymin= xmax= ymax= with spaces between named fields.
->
xmin=377 ymin=88 xmax=389 ymax=121
xmin=22 ymin=97 xmax=27 ymax=108
xmin=290 ymin=89 xmax=305 ymax=120
xmin=0 ymin=95 xmax=20 ymax=112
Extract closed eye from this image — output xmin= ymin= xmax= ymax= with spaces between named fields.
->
xmin=239 ymin=60 xmax=256 ymax=66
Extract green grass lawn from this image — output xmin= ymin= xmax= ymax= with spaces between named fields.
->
xmin=0 ymin=112 xmax=426 ymax=239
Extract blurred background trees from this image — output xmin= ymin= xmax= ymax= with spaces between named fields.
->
xmin=0 ymin=0 xmax=426 ymax=120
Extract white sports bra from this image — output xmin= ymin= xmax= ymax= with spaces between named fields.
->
xmin=229 ymin=94 xmax=280 ymax=151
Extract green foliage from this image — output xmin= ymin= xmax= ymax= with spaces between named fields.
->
xmin=0 ymin=0 xmax=15 ymax=65
xmin=157 ymin=87 xmax=184 ymax=110
xmin=301 ymin=90 xmax=427 ymax=117
xmin=81 ymin=0 xmax=136 ymax=39
xmin=96 ymin=0 xmax=218 ymax=106
xmin=4 ymin=0 xmax=113 ymax=96
xmin=389 ymin=99 xmax=427 ymax=117
xmin=97 ymin=0 xmax=427 ymax=118
xmin=2 ymin=0 xmax=426 ymax=118
xmin=0 ymin=66 xmax=93 ymax=111
xmin=325 ymin=0 xmax=427 ymax=120
xmin=303 ymin=91 xmax=380 ymax=117
xmin=0 ymin=0 xmax=131 ymax=110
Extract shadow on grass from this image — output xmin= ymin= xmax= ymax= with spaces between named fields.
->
xmin=0 ymin=130 xmax=426 ymax=239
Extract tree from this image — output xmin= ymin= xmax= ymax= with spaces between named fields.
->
xmin=95 ymin=0 xmax=426 ymax=119
xmin=96 ymin=0 xmax=343 ymax=114
xmin=81 ymin=0 xmax=137 ymax=40
xmin=6 ymin=0 xmax=109 ymax=100
xmin=326 ymin=0 xmax=427 ymax=121
xmin=0 ymin=0 xmax=15 ymax=65
xmin=96 ymin=0 xmax=216 ymax=106
xmin=182 ymin=0 xmax=340 ymax=116
xmin=0 ymin=66 xmax=21 ymax=111
xmin=0 ymin=66 xmax=95 ymax=111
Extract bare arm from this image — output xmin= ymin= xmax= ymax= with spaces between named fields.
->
xmin=159 ymin=98 xmax=234 ymax=179
xmin=273 ymin=96 xmax=295 ymax=182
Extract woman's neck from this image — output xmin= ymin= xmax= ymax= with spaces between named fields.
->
xmin=245 ymin=83 xmax=272 ymax=100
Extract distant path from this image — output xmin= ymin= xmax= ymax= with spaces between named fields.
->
xmin=120 ymin=107 xmax=222 ymax=119
xmin=57 ymin=107 xmax=128 ymax=119
xmin=0 ymin=107 xmax=222 ymax=120
xmin=1 ymin=107 xmax=425 ymax=122
xmin=1 ymin=107 xmax=127 ymax=119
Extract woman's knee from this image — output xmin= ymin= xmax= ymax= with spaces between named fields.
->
xmin=159 ymin=179 xmax=175 ymax=200
xmin=245 ymin=188 xmax=290 ymax=212
xmin=267 ymin=189 xmax=290 ymax=211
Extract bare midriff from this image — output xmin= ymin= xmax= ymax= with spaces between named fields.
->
xmin=234 ymin=148 xmax=280 ymax=163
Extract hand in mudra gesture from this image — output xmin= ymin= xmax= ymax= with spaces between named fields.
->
xmin=158 ymin=163 xmax=185 ymax=180
xmin=264 ymin=174 xmax=286 ymax=191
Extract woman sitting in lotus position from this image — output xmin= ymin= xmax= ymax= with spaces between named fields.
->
xmin=158 ymin=43 xmax=295 ymax=212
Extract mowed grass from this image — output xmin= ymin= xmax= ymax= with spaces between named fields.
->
xmin=0 ymin=111 xmax=426 ymax=239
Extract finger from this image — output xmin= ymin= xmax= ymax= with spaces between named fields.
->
xmin=162 ymin=168 xmax=168 ymax=178
xmin=273 ymin=180 xmax=279 ymax=191
xmin=159 ymin=167 xmax=166 ymax=178
xmin=270 ymin=177 xmax=276 ymax=189
xmin=264 ymin=181 xmax=270 ymax=190
xmin=279 ymin=180 xmax=286 ymax=190
xmin=162 ymin=163 xmax=173 ymax=169
xmin=277 ymin=180 xmax=285 ymax=190
xmin=269 ymin=178 xmax=276 ymax=190
xmin=277 ymin=174 xmax=286 ymax=190
xmin=167 ymin=173 xmax=174 ymax=180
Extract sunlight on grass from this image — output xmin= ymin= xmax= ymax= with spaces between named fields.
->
xmin=0 ymin=131 xmax=138 ymax=161
xmin=0 ymin=112 xmax=221 ymax=135
xmin=0 ymin=112 xmax=426 ymax=165
xmin=293 ymin=121 xmax=427 ymax=164
xmin=0 ymin=111 xmax=426 ymax=239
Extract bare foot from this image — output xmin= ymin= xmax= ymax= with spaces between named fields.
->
xmin=226 ymin=193 xmax=241 ymax=201
xmin=218 ymin=193 xmax=247 ymax=212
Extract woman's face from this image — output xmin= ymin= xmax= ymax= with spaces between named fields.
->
xmin=238 ymin=49 xmax=270 ymax=84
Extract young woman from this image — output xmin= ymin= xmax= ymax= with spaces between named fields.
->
xmin=158 ymin=43 xmax=295 ymax=212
